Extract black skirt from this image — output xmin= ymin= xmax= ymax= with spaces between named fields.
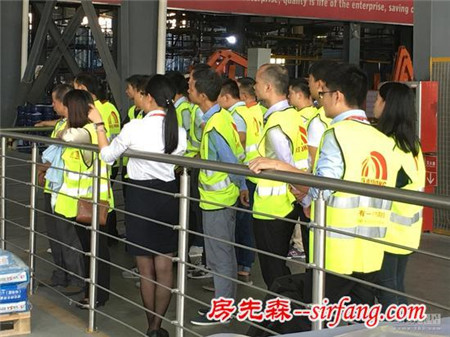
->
xmin=125 ymin=178 xmax=178 ymax=256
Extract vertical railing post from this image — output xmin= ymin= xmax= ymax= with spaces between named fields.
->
xmin=88 ymin=156 xmax=100 ymax=332
xmin=28 ymin=142 xmax=38 ymax=294
xmin=311 ymin=191 xmax=326 ymax=330
xmin=0 ymin=137 xmax=6 ymax=250
xmin=176 ymin=167 xmax=190 ymax=337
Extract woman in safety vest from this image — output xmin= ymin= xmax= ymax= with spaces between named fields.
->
xmin=90 ymin=75 xmax=186 ymax=337
xmin=373 ymin=82 xmax=425 ymax=309
xmin=55 ymin=89 xmax=113 ymax=308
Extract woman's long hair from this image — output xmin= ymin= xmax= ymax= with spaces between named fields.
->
xmin=63 ymin=89 xmax=93 ymax=128
xmin=144 ymin=74 xmax=179 ymax=154
xmin=376 ymin=82 xmax=419 ymax=157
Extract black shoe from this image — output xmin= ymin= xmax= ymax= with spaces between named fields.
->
xmin=76 ymin=298 xmax=106 ymax=310
xmin=60 ymin=284 xmax=84 ymax=296
xmin=146 ymin=328 xmax=169 ymax=337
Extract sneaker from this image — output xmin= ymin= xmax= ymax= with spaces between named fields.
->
xmin=190 ymin=313 xmax=231 ymax=326
xmin=135 ymin=281 xmax=140 ymax=288
xmin=61 ymin=284 xmax=84 ymax=296
xmin=187 ymin=266 xmax=212 ymax=279
xmin=46 ymin=247 xmax=52 ymax=254
xmin=202 ymin=284 xmax=215 ymax=292
xmin=287 ymin=246 xmax=306 ymax=259
xmin=189 ymin=246 xmax=204 ymax=265
xmin=122 ymin=267 xmax=140 ymax=279
xmin=238 ymin=273 xmax=253 ymax=285
xmin=198 ymin=307 xmax=210 ymax=316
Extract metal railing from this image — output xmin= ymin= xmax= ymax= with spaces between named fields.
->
xmin=0 ymin=128 xmax=450 ymax=337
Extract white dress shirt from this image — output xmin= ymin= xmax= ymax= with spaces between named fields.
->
xmin=263 ymin=99 xmax=295 ymax=165
xmin=100 ymin=109 xmax=187 ymax=181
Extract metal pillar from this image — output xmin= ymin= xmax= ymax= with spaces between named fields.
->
xmin=156 ymin=0 xmax=167 ymax=74
xmin=28 ymin=143 xmax=38 ymax=294
xmin=311 ymin=191 xmax=326 ymax=331
xmin=0 ymin=137 xmax=6 ymax=250
xmin=175 ymin=168 xmax=190 ymax=337
xmin=88 ymin=156 xmax=101 ymax=332
xmin=343 ymin=23 xmax=360 ymax=65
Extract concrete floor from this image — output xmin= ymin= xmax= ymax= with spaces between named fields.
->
xmin=1 ymin=149 xmax=450 ymax=337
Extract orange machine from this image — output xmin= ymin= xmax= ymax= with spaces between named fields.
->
xmin=206 ymin=49 xmax=248 ymax=79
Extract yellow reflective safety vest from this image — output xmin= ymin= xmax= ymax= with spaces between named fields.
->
xmin=198 ymin=108 xmax=244 ymax=210
xmin=310 ymin=119 xmax=400 ymax=275
xmin=306 ymin=106 xmax=332 ymax=131
xmin=298 ymin=106 xmax=317 ymax=124
xmin=185 ymin=104 xmax=202 ymax=158
xmin=232 ymin=105 xmax=263 ymax=164
xmin=253 ymin=107 xmax=309 ymax=219
xmin=384 ymin=147 xmax=425 ymax=255
xmin=44 ymin=119 xmax=67 ymax=194
xmin=250 ymin=102 xmax=267 ymax=116
xmin=175 ymin=97 xmax=191 ymax=131
xmin=54 ymin=123 xmax=114 ymax=218
xmin=100 ymin=101 xmax=121 ymax=141
xmin=127 ymin=105 xmax=144 ymax=121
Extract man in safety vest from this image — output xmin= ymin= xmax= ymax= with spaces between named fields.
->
xmin=237 ymin=77 xmax=267 ymax=116
xmin=188 ymin=66 xmax=248 ymax=326
xmin=166 ymin=71 xmax=191 ymax=135
xmin=218 ymin=78 xmax=263 ymax=285
xmin=253 ymin=64 xmax=309 ymax=289
xmin=36 ymin=84 xmax=85 ymax=294
xmin=124 ymin=74 xmax=145 ymax=122
xmin=250 ymin=64 xmax=401 ymax=318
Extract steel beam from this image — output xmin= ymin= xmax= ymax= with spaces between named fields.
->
xmin=81 ymin=0 xmax=122 ymax=110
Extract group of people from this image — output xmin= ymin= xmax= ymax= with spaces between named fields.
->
xmin=36 ymin=60 xmax=425 ymax=336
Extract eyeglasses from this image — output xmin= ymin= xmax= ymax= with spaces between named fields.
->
xmin=318 ymin=90 xmax=337 ymax=99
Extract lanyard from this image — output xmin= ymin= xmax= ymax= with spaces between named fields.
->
xmin=344 ymin=115 xmax=369 ymax=123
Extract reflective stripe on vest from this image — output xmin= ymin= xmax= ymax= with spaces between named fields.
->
xmin=326 ymin=225 xmax=387 ymax=239
xmin=199 ymin=176 xmax=232 ymax=191
xmin=256 ymin=184 xmax=287 ymax=197
xmin=390 ymin=210 xmax=422 ymax=227
xmin=295 ymin=159 xmax=309 ymax=170
xmin=327 ymin=195 xmax=392 ymax=210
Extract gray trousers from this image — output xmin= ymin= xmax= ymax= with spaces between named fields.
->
xmin=44 ymin=193 xmax=85 ymax=287
xmin=203 ymin=207 xmax=237 ymax=299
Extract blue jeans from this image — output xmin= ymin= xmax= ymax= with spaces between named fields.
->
xmin=235 ymin=180 xmax=256 ymax=271
xmin=377 ymin=252 xmax=409 ymax=310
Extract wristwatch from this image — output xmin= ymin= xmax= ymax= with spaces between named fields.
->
xmin=94 ymin=122 xmax=105 ymax=131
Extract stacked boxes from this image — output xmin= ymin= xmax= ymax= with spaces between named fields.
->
xmin=0 ymin=250 xmax=29 ymax=315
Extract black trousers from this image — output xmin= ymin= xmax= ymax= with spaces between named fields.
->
xmin=253 ymin=208 xmax=298 ymax=289
xmin=74 ymin=216 xmax=111 ymax=304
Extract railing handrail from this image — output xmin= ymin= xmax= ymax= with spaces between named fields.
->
xmin=1 ymin=129 xmax=449 ymax=211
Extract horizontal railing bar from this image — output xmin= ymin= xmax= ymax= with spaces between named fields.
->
xmin=1 ymin=131 xmax=449 ymax=210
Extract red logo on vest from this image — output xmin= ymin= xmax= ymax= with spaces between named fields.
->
xmin=299 ymin=126 xmax=307 ymax=145
xmin=361 ymin=151 xmax=388 ymax=186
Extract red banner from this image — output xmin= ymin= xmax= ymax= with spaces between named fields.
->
xmin=168 ymin=0 xmax=413 ymax=25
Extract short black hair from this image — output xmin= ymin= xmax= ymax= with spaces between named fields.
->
xmin=52 ymin=83 xmax=73 ymax=102
xmin=221 ymin=78 xmax=240 ymax=99
xmin=126 ymin=74 xmax=144 ymax=89
xmin=308 ymin=60 xmax=338 ymax=81
xmin=237 ymin=77 xmax=256 ymax=98
xmin=165 ymin=71 xmax=188 ymax=96
xmin=135 ymin=75 xmax=151 ymax=93
xmin=260 ymin=64 xmax=289 ymax=96
xmin=289 ymin=78 xmax=310 ymax=97
xmin=74 ymin=72 xmax=99 ymax=96
xmin=322 ymin=63 xmax=368 ymax=108
xmin=192 ymin=67 xmax=222 ymax=102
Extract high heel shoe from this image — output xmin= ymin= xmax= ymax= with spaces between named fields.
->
xmin=76 ymin=298 xmax=106 ymax=310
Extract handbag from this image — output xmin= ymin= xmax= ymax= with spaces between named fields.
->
xmin=75 ymin=153 xmax=111 ymax=226
xmin=76 ymin=198 xmax=109 ymax=226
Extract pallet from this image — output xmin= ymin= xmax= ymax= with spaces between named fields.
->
xmin=0 ymin=311 xmax=30 ymax=336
